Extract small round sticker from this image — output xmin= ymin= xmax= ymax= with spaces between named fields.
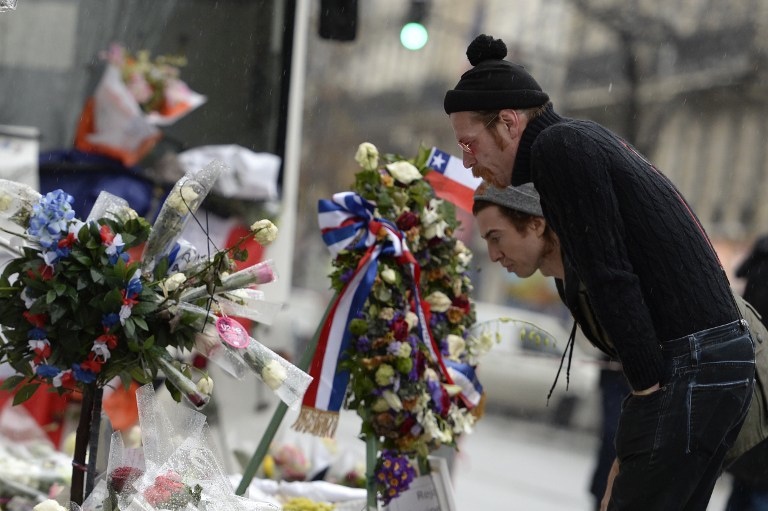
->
xmin=216 ymin=316 xmax=250 ymax=348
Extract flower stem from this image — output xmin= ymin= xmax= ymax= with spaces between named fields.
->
xmin=70 ymin=384 xmax=96 ymax=505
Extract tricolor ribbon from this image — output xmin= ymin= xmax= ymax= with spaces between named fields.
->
xmin=293 ymin=192 xmax=473 ymax=438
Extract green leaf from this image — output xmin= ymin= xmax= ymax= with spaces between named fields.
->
xmin=129 ymin=365 xmax=151 ymax=383
xmin=0 ymin=375 xmax=25 ymax=391
xmin=124 ymin=318 xmax=136 ymax=338
xmin=46 ymin=290 xmax=57 ymax=304
xmin=49 ymin=302 xmax=68 ymax=324
xmin=90 ymin=267 xmax=105 ymax=285
xmin=13 ymin=383 xmax=41 ymax=405
xmin=132 ymin=316 xmax=149 ymax=332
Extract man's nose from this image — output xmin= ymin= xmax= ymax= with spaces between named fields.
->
xmin=462 ymin=152 xmax=475 ymax=168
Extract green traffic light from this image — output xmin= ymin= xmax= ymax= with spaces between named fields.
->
xmin=400 ymin=22 xmax=428 ymax=50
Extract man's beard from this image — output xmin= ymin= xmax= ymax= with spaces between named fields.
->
xmin=472 ymin=165 xmax=507 ymax=188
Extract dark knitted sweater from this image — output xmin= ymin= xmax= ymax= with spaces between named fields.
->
xmin=512 ymin=104 xmax=739 ymax=390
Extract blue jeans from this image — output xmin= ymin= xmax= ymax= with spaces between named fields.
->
xmin=609 ymin=320 xmax=755 ymax=511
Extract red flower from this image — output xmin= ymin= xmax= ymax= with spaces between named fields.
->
xmin=95 ymin=333 xmax=119 ymax=349
xmin=452 ymin=295 xmax=471 ymax=314
xmin=58 ymin=232 xmax=77 ymax=249
xmin=32 ymin=344 xmax=51 ymax=363
xmin=42 ymin=266 xmax=54 ymax=280
xmin=395 ymin=211 xmax=420 ymax=231
xmin=81 ymin=353 xmax=103 ymax=373
xmin=391 ymin=317 xmax=409 ymax=341
xmin=100 ymin=224 xmax=115 ymax=245
xmin=59 ymin=371 xmax=76 ymax=389
xmin=121 ymin=289 xmax=139 ymax=307
xmin=109 ymin=466 xmax=144 ymax=493
xmin=22 ymin=311 xmax=48 ymax=328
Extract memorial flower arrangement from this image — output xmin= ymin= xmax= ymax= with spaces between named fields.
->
xmin=0 ymin=161 xmax=293 ymax=409
xmin=79 ymin=384 xmax=279 ymax=511
xmin=0 ymin=160 xmax=313 ymax=505
xmin=75 ymin=42 xmax=206 ymax=166
xmin=101 ymin=42 xmax=196 ymax=117
xmin=300 ymin=143 xmax=491 ymax=504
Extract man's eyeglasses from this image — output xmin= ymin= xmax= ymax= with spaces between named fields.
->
xmin=457 ymin=114 xmax=499 ymax=155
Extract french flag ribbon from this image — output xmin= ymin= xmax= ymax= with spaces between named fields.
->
xmin=294 ymin=192 xmax=472 ymax=437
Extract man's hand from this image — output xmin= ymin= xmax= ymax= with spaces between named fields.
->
xmin=600 ymin=458 xmax=620 ymax=511
xmin=632 ymin=382 xmax=660 ymax=396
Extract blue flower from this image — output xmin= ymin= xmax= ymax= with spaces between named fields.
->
xmin=27 ymin=327 xmax=47 ymax=340
xmin=35 ymin=364 xmax=60 ymax=379
xmin=102 ymin=313 xmax=120 ymax=329
xmin=27 ymin=189 xmax=77 ymax=258
xmin=71 ymin=365 xmax=97 ymax=384
xmin=125 ymin=272 xmax=143 ymax=298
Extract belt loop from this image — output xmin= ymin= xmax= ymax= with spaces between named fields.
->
xmin=688 ymin=335 xmax=699 ymax=367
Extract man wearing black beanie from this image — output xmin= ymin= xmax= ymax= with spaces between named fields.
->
xmin=447 ymin=34 xmax=756 ymax=511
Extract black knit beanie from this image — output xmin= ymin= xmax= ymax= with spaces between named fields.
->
xmin=444 ymin=34 xmax=549 ymax=114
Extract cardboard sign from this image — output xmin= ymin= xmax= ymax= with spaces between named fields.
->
xmin=384 ymin=456 xmax=457 ymax=511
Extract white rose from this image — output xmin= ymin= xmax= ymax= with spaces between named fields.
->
xmin=405 ymin=311 xmax=419 ymax=330
xmin=166 ymin=184 xmax=200 ymax=213
xmin=196 ymin=375 xmax=214 ymax=395
xmin=379 ymin=307 xmax=395 ymax=321
xmin=382 ymin=390 xmax=403 ymax=411
xmin=160 ymin=272 xmax=187 ymax=294
xmin=424 ymin=220 xmax=448 ymax=239
xmin=381 ymin=267 xmax=397 ymax=284
xmin=262 ymin=359 xmax=287 ymax=390
xmin=446 ymin=334 xmax=466 ymax=361
xmin=386 ymin=161 xmax=422 ymax=184
xmin=33 ymin=500 xmax=67 ymax=511
xmin=425 ymin=291 xmax=452 ymax=313
xmin=250 ymin=219 xmax=278 ymax=246
xmin=355 ymin=142 xmax=379 ymax=171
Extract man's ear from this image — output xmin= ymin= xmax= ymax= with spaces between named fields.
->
xmin=530 ymin=217 xmax=546 ymax=237
xmin=498 ymin=109 xmax=521 ymax=136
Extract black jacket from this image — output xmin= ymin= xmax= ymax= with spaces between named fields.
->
xmin=513 ymin=104 xmax=739 ymax=390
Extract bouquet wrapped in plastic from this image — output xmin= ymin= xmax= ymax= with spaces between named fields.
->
xmin=74 ymin=43 xmax=206 ymax=166
xmin=73 ymin=384 xmax=279 ymax=511
xmin=0 ymin=159 xmax=311 ymax=411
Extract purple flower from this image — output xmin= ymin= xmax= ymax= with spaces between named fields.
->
xmin=340 ymin=269 xmax=355 ymax=284
xmin=355 ymin=335 xmax=371 ymax=352
xmin=376 ymin=451 xmax=416 ymax=505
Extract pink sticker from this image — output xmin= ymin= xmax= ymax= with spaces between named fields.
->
xmin=216 ymin=316 xmax=250 ymax=348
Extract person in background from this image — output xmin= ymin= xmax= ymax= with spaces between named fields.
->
xmin=469 ymin=181 xmax=763 ymax=510
xmin=725 ymin=236 xmax=768 ymax=511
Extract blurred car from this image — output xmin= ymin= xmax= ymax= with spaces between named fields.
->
xmin=473 ymin=301 xmax=601 ymax=431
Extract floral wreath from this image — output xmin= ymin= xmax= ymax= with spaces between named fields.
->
xmin=311 ymin=143 xmax=492 ymax=504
